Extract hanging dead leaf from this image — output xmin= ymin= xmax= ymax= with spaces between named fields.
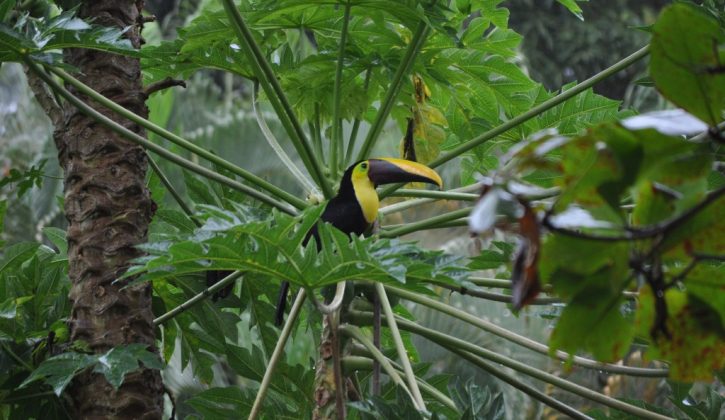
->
xmin=399 ymin=74 xmax=448 ymax=167
xmin=511 ymin=202 xmax=541 ymax=311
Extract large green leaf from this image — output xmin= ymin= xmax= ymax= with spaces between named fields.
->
xmin=129 ymin=205 xmax=467 ymax=289
xmin=19 ymin=345 xmax=163 ymax=396
xmin=0 ymin=9 xmax=136 ymax=64
xmin=650 ymin=3 xmax=725 ymax=126
xmin=0 ymin=242 xmax=40 ymax=274
xmin=18 ymin=352 xmax=96 ymax=396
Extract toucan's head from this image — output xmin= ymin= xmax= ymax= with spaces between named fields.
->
xmin=339 ymin=158 xmax=443 ymax=224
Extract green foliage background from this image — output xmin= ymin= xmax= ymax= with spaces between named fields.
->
xmin=1 ymin=0 xmax=724 ymax=419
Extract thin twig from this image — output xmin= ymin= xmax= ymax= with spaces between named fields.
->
xmin=146 ymin=154 xmax=201 ymax=227
xmin=439 ymin=283 xmax=562 ymax=305
xmin=542 ymin=185 xmax=725 ymax=242
xmin=666 ymin=252 xmax=725 ymax=288
xmin=144 ymin=77 xmax=186 ymax=96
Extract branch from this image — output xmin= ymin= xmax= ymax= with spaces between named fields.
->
xmin=344 ymin=67 xmax=372 ymax=168
xmin=153 ymin=271 xmax=244 ymax=325
xmin=380 ymin=207 xmax=471 ymax=238
xmin=341 ymin=356 xmax=460 ymax=414
xmin=464 ymin=277 xmax=639 ymax=300
xmin=249 ymin=289 xmax=307 ymax=420
xmin=438 ymin=283 xmax=562 ymax=305
xmin=146 ymin=154 xmax=201 ymax=227
xmin=374 ymin=282 xmax=426 ymax=411
xmin=143 ymin=77 xmax=186 ymax=96
xmin=220 ymin=0 xmax=333 ymax=198
xmin=355 ymin=4 xmax=435 ymax=161
xmin=330 ymin=1 xmax=352 ymax=175
xmin=384 ymin=285 xmax=669 ymax=378
xmin=348 ymin=311 xmax=670 ymax=420
xmin=666 ymin=252 xmax=725 ymax=288
xmin=338 ymin=325 xmax=417 ymax=406
xmin=253 ymin=82 xmax=319 ymax=196
xmin=43 ymin=64 xmax=306 ymax=210
xmin=307 ymin=282 xmax=346 ymax=314
xmin=451 ymin=350 xmax=593 ymax=420
xmin=543 ymin=185 xmax=725 ymax=242
xmin=388 ymin=189 xmax=479 ymax=201
xmin=380 ymin=183 xmax=483 ymax=216
xmin=378 ymin=45 xmax=650 ymax=200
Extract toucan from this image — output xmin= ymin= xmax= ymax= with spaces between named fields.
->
xmin=206 ymin=158 xmax=443 ymax=319
xmin=274 ymin=157 xmax=443 ymax=325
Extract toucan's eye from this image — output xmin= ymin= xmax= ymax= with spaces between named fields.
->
xmin=360 ymin=162 xmax=368 ymax=170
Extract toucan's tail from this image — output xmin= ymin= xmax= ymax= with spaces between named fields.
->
xmin=206 ymin=270 xmax=234 ymax=300
xmin=275 ymin=281 xmax=290 ymax=326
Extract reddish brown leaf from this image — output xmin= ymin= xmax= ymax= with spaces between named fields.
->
xmin=512 ymin=203 xmax=541 ymax=310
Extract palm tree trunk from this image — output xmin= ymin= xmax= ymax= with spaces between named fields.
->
xmin=55 ymin=1 xmax=163 ymax=418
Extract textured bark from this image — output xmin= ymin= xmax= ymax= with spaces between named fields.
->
xmin=55 ymin=1 xmax=163 ymax=418
xmin=312 ymin=315 xmax=346 ymax=420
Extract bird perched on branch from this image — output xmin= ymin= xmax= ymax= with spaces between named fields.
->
xmin=207 ymin=158 xmax=443 ymax=324
xmin=275 ymin=157 xmax=442 ymax=325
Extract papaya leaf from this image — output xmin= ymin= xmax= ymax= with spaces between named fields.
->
xmin=19 ymin=344 xmax=162 ymax=396
xmin=129 ymin=205 xmax=467 ymax=290
xmin=18 ymin=352 xmax=96 ymax=396
xmin=0 ymin=9 xmax=136 ymax=64
xmin=186 ymin=386 xmax=255 ymax=419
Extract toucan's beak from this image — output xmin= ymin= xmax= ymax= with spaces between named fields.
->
xmin=367 ymin=158 xmax=443 ymax=188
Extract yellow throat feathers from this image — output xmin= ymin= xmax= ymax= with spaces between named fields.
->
xmin=351 ymin=167 xmax=379 ymax=224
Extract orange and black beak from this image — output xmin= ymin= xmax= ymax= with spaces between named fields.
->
xmin=367 ymin=158 xmax=443 ymax=188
